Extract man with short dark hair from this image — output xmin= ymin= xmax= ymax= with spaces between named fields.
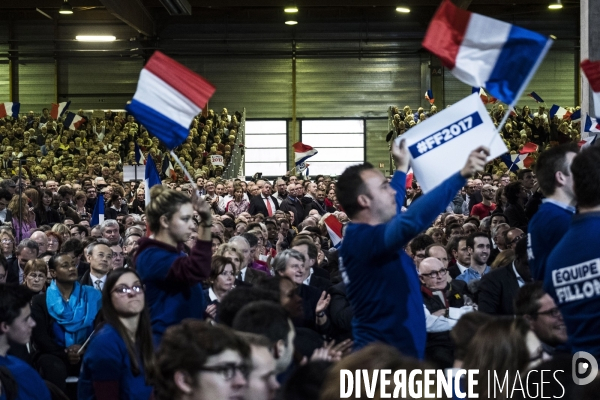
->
xmin=80 ymin=240 xmax=113 ymax=290
xmin=410 ymin=234 xmax=435 ymax=269
xmin=446 ymin=235 xmax=470 ymax=279
xmin=0 ymin=284 xmax=51 ymax=400
xmin=7 ymin=239 xmax=39 ymax=285
xmin=336 ymin=139 xmax=487 ymax=358
xmin=456 ymin=233 xmax=491 ymax=284
xmin=504 ymin=181 xmax=529 ymax=232
xmin=528 ymin=144 xmax=577 ymax=281
xmin=517 ymin=168 xmax=535 ymax=197
xmin=0 ymin=189 xmax=12 ymax=224
xmin=249 ymin=182 xmax=279 ymax=217
xmin=545 ymin=146 xmax=600 ymax=359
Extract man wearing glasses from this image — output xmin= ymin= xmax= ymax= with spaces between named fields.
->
xmin=470 ymin=184 xmax=497 ymax=220
xmin=505 ymin=228 xmax=525 ymax=251
xmin=419 ymin=256 xmax=470 ymax=368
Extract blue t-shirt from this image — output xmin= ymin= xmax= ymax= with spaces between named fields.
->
xmin=528 ymin=200 xmax=574 ymax=281
xmin=0 ymin=354 xmax=51 ymax=400
xmin=78 ymin=324 xmax=153 ymax=400
xmin=544 ymin=212 xmax=600 ymax=359
xmin=339 ymin=170 xmax=465 ymax=359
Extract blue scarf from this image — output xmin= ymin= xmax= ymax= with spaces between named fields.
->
xmin=46 ymin=281 xmax=102 ymax=347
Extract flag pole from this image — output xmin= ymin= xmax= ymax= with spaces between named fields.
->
xmin=169 ymin=150 xmax=198 ymax=191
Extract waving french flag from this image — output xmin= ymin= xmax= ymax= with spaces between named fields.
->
xmin=422 ymin=0 xmax=552 ymax=105
xmin=63 ymin=112 xmax=85 ymax=130
xmin=549 ymin=105 xmax=572 ymax=120
xmin=0 ymin=102 xmax=20 ymax=118
xmin=134 ymin=143 xmax=146 ymax=164
xmin=51 ymin=101 xmax=70 ymax=119
xmin=584 ymin=114 xmax=600 ymax=133
xmin=324 ymin=214 xmax=343 ymax=249
xmin=581 ymin=59 xmax=600 ymax=119
xmin=127 ymin=51 xmax=216 ymax=150
xmin=293 ymin=142 xmax=318 ymax=166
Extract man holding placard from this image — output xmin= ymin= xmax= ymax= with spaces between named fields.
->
xmin=336 ymin=137 xmax=489 ymax=359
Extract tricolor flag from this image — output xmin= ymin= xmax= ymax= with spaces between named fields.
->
xmin=126 ymin=51 xmax=216 ymax=149
xmin=584 ymin=114 xmax=600 ymax=133
xmin=293 ymin=142 xmax=318 ymax=168
xmin=63 ymin=112 xmax=85 ymax=130
xmin=324 ymin=214 xmax=343 ymax=249
xmin=472 ymin=87 xmax=497 ymax=104
xmin=527 ymin=92 xmax=544 ymax=103
xmin=425 ymin=89 xmax=434 ymax=105
xmin=500 ymin=153 xmax=525 ymax=172
xmin=570 ymin=109 xmax=581 ymax=122
xmin=422 ymin=0 xmax=552 ymax=105
xmin=520 ymin=142 xmax=539 ymax=154
xmin=162 ymin=154 xmax=176 ymax=181
xmin=134 ymin=143 xmax=146 ymax=165
xmin=549 ymin=105 xmax=572 ymax=120
xmin=145 ymin=155 xmax=162 ymax=205
xmin=90 ymin=195 xmax=105 ymax=227
xmin=581 ymin=59 xmax=600 ymax=118
xmin=405 ymin=168 xmax=414 ymax=189
xmin=0 ymin=102 xmax=20 ymax=118
xmin=50 ymin=101 xmax=70 ymax=119
xmin=579 ymin=135 xmax=597 ymax=149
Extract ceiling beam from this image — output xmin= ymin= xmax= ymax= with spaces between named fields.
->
xmin=99 ymin=0 xmax=154 ymax=36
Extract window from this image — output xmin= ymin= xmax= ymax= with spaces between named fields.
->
xmin=244 ymin=120 xmax=288 ymax=177
xmin=300 ymin=119 xmax=365 ymax=176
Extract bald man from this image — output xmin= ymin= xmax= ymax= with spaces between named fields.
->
xmin=30 ymin=231 xmax=48 ymax=255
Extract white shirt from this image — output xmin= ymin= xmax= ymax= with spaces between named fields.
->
xmin=512 ymin=261 xmax=526 ymax=288
xmin=90 ymin=273 xmax=107 ymax=291
xmin=275 ymin=192 xmax=287 ymax=204
xmin=239 ymin=266 xmax=247 ymax=281
xmin=423 ymin=305 xmax=457 ymax=332
xmin=0 ymin=208 xmax=7 ymax=223
xmin=208 ymin=287 xmax=219 ymax=302
xmin=261 ymin=195 xmax=277 ymax=216
xmin=455 ymin=262 xmax=468 ymax=274
xmin=302 ymin=268 xmax=314 ymax=286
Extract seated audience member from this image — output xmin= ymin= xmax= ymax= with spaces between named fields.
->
xmin=504 ymin=227 xmax=524 ymax=251
xmin=0 ymin=284 xmax=51 ymax=400
xmin=151 ymin=320 xmax=250 ymax=400
xmin=478 ymin=237 xmax=532 ymax=315
xmin=462 ymin=222 xmax=478 ymax=236
xmin=32 ymin=253 xmax=102 ymax=392
xmin=203 ymin=256 xmax=236 ymax=320
xmin=0 ymin=230 xmax=16 ymax=261
xmin=79 ymin=269 xmax=154 ymax=400
xmin=290 ymin=238 xmax=330 ymax=292
xmin=229 ymin=236 xmax=267 ymax=284
xmin=409 ymin=234 xmax=435 ymax=269
xmin=515 ymin=282 xmax=568 ymax=358
xmin=283 ymin=361 xmax=332 ymax=400
xmin=232 ymin=301 xmax=296 ymax=376
xmin=449 ymin=311 xmax=492 ymax=370
xmin=122 ymin=232 xmax=141 ymax=269
xmin=424 ymin=244 xmax=449 ymax=270
xmin=419 ymin=257 xmax=470 ymax=369
xmin=80 ymin=240 xmax=113 ymax=291
xmin=111 ymin=244 xmax=125 ymax=269
xmin=445 ymin=223 xmax=464 ymax=239
xmin=23 ymin=259 xmax=48 ymax=294
xmin=100 ymin=220 xmax=121 ymax=246
xmin=135 ymin=187 xmax=212 ymax=344
xmin=328 ymin=281 xmax=353 ymax=342
xmin=425 ymin=227 xmax=445 ymax=245
xmin=488 ymin=222 xmax=510 ymax=265
xmin=273 ymin=250 xmax=330 ymax=333
xmin=30 ymin=230 xmax=49 ymax=255
xmin=46 ymin=231 xmax=62 ymax=255
xmin=235 ymin=332 xmax=280 ymax=400
xmin=61 ymin=237 xmax=88 ymax=278
xmin=445 ymin=235 xmax=470 ymax=279
xmin=503 ymin=181 xmax=529 ymax=232
xmin=7 ymin=239 xmax=39 ymax=285
xmin=456 ymin=233 xmax=491 ymax=284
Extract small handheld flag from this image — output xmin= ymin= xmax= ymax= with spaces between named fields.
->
xmin=63 ymin=112 xmax=85 ymax=130
xmin=134 ymin=143 xmax=146 ymax=165
xmin=500 ymin=153 xmax=525 ymax=172
xmin=90 ymin=196 xmax=105 ymax=227
xmin=293 ymin=142 xmax=318 ymax=169
xmin=527 ymin=92 xmax=544 ymax=103
xmin=0 ymin=102 xmax=20 ymax=119
xmin=324 ymin=214 xmax=343 ymax=249
xmin=145 ymin=155 xmax=162 ymax=205
xmin=126 ymin=51 xmax=216 ymax=150
xmin=581 ymin=59 xmax=600 ymax=119
xmin=422 ymin=0 xmax=552 ymax=105
xmin=520 ymin=142 xmax=539 ymax=154
xmin=570 ymin=109 xmax=581 ymax=122
xmin=51 ymin=101 xmax=71 ymax=119
xmin=584 ymin=114 xmax=600 ymax=133
xmin=162 ymin=154 xmax=176 ymax=181
xmin=425 ymin=90 xmax=435 ymax=105
xmin=549 ymin=105 xmax=572 ymax=120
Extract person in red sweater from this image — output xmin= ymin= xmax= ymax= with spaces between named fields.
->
xmin=470 ymin=184 xmax=496 ymax=220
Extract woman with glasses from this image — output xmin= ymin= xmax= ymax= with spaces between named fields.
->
xmin=152 ymin=320 xmax=249 ymax=400
xmin=79 ymin=269 xmax=154 ymax=400
xmin=23 ymin=259 xmax=48 ymax=294
xmin=203 ymin=256 xmax=236 ymax=320
xmin=0 ymin=230 xmax=15 ymax=261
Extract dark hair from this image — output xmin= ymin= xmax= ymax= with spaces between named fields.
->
xmin=290 ymin=237 xmax=318 ymax=262
xmin=232 ymin=301 xmax=292 ymax=345
xmin=152 ymin=320 xmax=250 ymax=400
xmin=445 ymin=235 xmax=467 ymax=256
xmin=465 ymin=216 xmax=480 ymax=227
xmin=0 ymin=189 xmax=11 ymax=202
xmin=514 ymin=281 xmax=546 ymax=317
xmin=504 ymin=181 xmax=523 ymax=204
xmin=490 ymin=213 xmax=507 ymax=222
xmin=466 ymin=232 xmax=490 ymax=250
xmin=71 ymin=224 xmax=88 ymax=236
xmin=335 ymin=163 xmax=374 ymax=218
xmin=241 ymin=232 xmax=258 ymax=247
xmin=47 ymin=252 xmax=72 ymax=272
xmin=516 ymin=168 xmax=533 ymax=181
xmin=209 ymin=255 xmax=234 ymax=283
xmin=535 ymin=144 xmax=578 ymax=197
xmin=450 ymin=312 xmax=492 ymax=360
xmin=409 ymin=234 xmax=434 ymax=254
xmin=571 ymin=146 xmax=600 ymax=208
xmin=284 ymin=361 xmax=332 ymax=400
xmin=481 ymin=173 xmax=493 ymax=181
xmin=222 ymin=218 xmax=236 ymax=229
xmin=217 ymin=287 xmax=279 ymax=327
xmin=446 ymin=223 xmax=463 ymax=235
xmin=0 ymin=284 xmax=33 ymax=328
xmin=60 ymin=238 xmax=84 ymax=258
xmin=145 ymin=186 xmax=192 ymax=234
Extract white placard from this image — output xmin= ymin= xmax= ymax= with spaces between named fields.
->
xmin=395 ymin=93 xmax=507 ymax=193
xmin=210 ymin=155 xmax=224 ymax=166
xmin=122 ymin=165 xmax=146 ymax=182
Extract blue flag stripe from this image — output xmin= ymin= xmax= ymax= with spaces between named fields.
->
xmin=126 ymin=99 xmax=190 ymax=150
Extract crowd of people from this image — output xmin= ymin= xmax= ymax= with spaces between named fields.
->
xmin=0 ymin=100 xmax=597 ymax=400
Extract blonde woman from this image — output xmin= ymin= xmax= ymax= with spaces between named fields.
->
xmin=8 ymin=194 xmax=36 ymax=240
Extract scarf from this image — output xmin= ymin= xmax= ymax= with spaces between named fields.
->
xmin=46 ymin=281 xmax=102 ymax=347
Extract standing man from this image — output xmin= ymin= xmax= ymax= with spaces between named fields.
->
xmin=336 ymin=140 xmax=488 ymax=358
xmin=279 ymin=183 xmax=304 ymax=227
xmin=545 ymin=146 xmax=600 ymax=359
xmin=274 ymin=178 xmax=288 ymax=204
xmin=528 ymin=144 xmax=577 ymax=281
xmin=249 ymin=182 xmax=279 ymax=217
xmin=470 ymin=184 xmax=496 ymax=220
xmin=455 ymin=233 xmax=491 ymax=284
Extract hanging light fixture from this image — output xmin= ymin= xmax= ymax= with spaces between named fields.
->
xmin=284 ymin=6 xmax=299 ymax=13
xmin=59 ymin=0 xmax=74 ymax=15
xmin=395 ymin=6 xmax=411 ymax=13
xmin=548 ymin=0 xmax=563 ymax=10
xmin=285 ymin=20 xmax=298 ymax=25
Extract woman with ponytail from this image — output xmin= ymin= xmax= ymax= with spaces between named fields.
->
xmin=134 ymin=186 xmax=212 ymax=344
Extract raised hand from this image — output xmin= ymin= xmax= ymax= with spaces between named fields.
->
xmin=460 ymin=146 xmax=490 ymax=178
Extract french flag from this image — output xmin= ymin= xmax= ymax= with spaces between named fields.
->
xmin=549 ymin=105 xmax=572 ymax=120
xmin=324 ymin=214 xmax=343 ymax=249
xmin=0 ymin=102 xmax=20 ymax=118
xmin=126 ymin=51 xmax=216 ymax=150
xmin=90 ymin=194 xmax=104 ymax=226
xmin=581 ymin=59 xmax=600 ymax=118
xmin=520 ymin=142 xmax=539 ymax=154
xmin=584 ymin=114 xmax=600 ymax=133
xmin=422 ymin=0 xmax=552 ymax=105
xmin=570 ymin=109 xmax=581 ymax=122
xmin=145 ymin=155 xmax=162 ymax=205
xmin=472 ymin=87 xmax=497 ymax=104
xmin=527 ymin=92 xmax=544 ymax=103
xmin=425 ymin=89 xmax=434 ymax=105
xmin=162 ymin=154 xmax=176 ymax=181
xmin=405 ymin=168 xmax=414 ymax=189
xmin=134 ymin=143 xmax=146 ymax=164
xmin=293 ymin=142 xmax=318 ymax=166
xmin=63 ymin=112 xmax=85 ymax=130
xmin=500 ymin=153 xmax=525 ymax=171
xmin=51 ymin=101 xmax=70 ymax=119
